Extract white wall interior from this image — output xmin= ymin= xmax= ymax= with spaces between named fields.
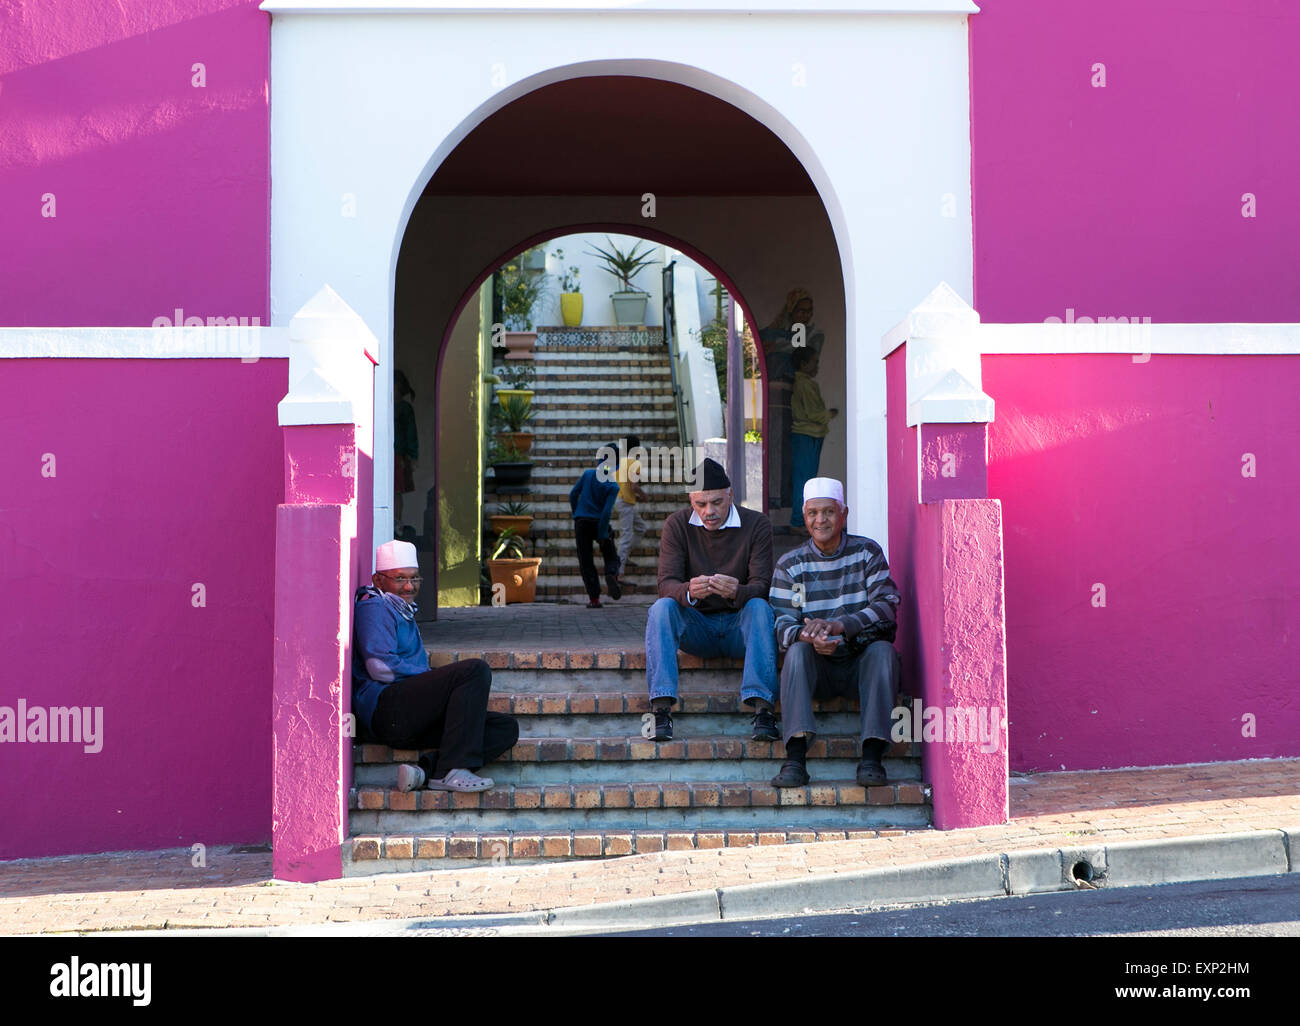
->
xmin=264 ymin=4 xmax=976 ymax=558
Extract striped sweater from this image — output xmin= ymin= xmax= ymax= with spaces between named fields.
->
xmin=770 ymin=533 xmax=901 ymax=651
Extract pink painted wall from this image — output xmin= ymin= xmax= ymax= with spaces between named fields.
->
xmin=971 ymin=0 xmax=1300 ymax=324
xmin=0 ymin=358 xmax=285 ymax=858
xmin=984 ymin=353 xmax=1299 ymax=771
xmin=0 ymin=0 xmax=269 ymax=326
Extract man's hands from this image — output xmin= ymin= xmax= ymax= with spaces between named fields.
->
xmin=799 ymin=617 xmax=844 ymax=656
xmin=688 ymin=573 xmax=740 ymax=601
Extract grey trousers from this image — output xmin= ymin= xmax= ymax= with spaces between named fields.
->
xmin=779 ymin=640 xmax=900 ymax=746
xmin=614 ymin=497 xmax=647 ymax=566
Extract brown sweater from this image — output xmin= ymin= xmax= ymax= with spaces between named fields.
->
xmin=657 ymin=504 xmax=774 ymax=613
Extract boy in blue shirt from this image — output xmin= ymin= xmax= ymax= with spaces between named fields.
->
xmin=570 ymin=451 xmax=623 ymax=608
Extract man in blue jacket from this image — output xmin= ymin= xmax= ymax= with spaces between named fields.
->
xmin=570 ymin=448 xmax=623 ymax=608
xmin=353 ymin=540 xmax=518 ymax=792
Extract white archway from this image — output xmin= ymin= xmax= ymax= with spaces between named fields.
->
xmin=263 ymin=5 xmax=976 ymax=556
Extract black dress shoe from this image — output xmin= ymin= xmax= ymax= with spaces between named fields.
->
xmin=751 ymin=707 xmax=780 ymax=741
xmin=770 ymin=760 xmax=810 ymax=788
xmin=606 ymin=569 xmax=622 ymax=600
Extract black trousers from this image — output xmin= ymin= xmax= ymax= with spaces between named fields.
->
xmin=575 ymin=516 xmax=619 ymax=602
xmin=370 ymin=658 xmax=519 ymax=778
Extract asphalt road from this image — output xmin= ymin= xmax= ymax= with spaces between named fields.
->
xmin=601 ymin=874 xmax=1300 ymax=937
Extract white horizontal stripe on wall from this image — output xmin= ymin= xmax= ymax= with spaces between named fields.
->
xmin=0 ymin=327 xmax=291 ymax=360
xmin=978 ymin=322 xmax=1300 ymax=356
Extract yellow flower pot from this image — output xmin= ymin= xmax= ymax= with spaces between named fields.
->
xmin=560 ymin=292 xmax=583 ymax=327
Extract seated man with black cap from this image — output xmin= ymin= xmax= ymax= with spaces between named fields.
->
xmin=646 ymin=458 xmax=779 ymax=742
xmin=768 ymin=477 xmax=901 ymax=788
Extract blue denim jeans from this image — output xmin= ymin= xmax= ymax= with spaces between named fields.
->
xmin=645 ymin=596 xmax=777 ymax=707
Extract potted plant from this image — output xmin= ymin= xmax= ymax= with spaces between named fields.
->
xmin=496 ymin=260 xmax=549 ymax=360
xmin=586 ymin=236 xmax=657 ymax=327
xmin=489 ymin=500 xmax=533 ymax=538
xmin=493 ymin=362 xmax=535 ymax=401
xmin=485 ymin=528 xmax=542 ymax=604
xmin=491 ymin=393 xmax=534 ymax=455
xmin=551 ymin=248 xmax=583 ymax=327
xmin=487 ymin=438 xmax=533 ymax=491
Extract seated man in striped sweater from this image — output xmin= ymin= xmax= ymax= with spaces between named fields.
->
xmin=768 ymin=478 xmax=902 ymax=788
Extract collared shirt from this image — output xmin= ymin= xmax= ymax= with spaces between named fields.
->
xmin=688 ymin=503 xmax=742 ymax=529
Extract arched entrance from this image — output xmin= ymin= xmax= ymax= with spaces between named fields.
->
xmin=391 ymin=75 xmax=849 ymax=610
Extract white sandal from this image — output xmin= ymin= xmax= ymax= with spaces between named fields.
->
xmin=426 ymin=768 xmax=493 ymax=792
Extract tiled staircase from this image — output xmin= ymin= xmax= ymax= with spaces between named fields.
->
xmin=488 ymin=327 xmax=679 ymax=602
xmin=347 ymin=645 xmax=930 ymax=874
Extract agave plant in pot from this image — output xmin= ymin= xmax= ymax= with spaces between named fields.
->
xmin=491 ymin=393 xmax=534 ymax=456
xmin=496 ymin=259 xmax=549 ymax=360
xmin=485 ymin=527 xmax=542 ymax=604
xmin=489 ymin=500 xmax=533 ymax=538
xmin=586 ymin=236 xmax=658 ymax=327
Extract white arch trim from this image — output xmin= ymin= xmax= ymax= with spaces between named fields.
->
xmin=263 ymin=2 xmax=977 ymax=13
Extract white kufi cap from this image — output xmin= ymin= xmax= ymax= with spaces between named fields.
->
xmin=376 ymin=540 xmax=418 ymax=572
xmin=803 ymin=477 xmax=845 ymax=506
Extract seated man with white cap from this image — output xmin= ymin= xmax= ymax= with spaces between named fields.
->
xmin=646 ymin=457 xmax=778 ymax=742
xmin=352 ymin=540 xmax=519 ymax=792
xmin=768 ymin=478 xmax=902 ymax=788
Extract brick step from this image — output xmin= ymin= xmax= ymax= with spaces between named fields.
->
xmin=349 ymin=777 xmax=930 ymax=834
xmin=531 ymin=371 xmax=672 ymax=384
xmin=532 ymin=576 xmax=655 ymax=593
xmin=525 ymin=413 xmax=676 ymax=426
xmin=486 ymin=498 xmax=678 ymax=514
xmin=534 ymin=392 xmax=675 ymax=406
xmin=532 ymin=380 xmax=674 ymax=394
xmin=354 ymin=734 xmax=920 ymax=785
xmin=345 ymin=825 xmax=915 ymax=874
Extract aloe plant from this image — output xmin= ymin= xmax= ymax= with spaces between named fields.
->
xmin=490 ymin=527 xmax=526 ymax=560
xmin=496 ymin=501 xmax=532 ymax=516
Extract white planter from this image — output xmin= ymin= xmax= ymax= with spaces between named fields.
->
xmin=610 ymin=291 xmax=650 ymax=327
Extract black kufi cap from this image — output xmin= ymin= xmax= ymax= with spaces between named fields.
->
xmin=691 ymin=458 xmax=731 ymax=491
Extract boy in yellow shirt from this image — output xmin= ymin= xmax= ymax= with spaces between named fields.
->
xmin=614 ymin=434 xmax=650 ymax=576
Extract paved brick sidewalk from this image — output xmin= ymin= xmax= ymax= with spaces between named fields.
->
xmin=2 ymin=758 xmax=1297 ymax=934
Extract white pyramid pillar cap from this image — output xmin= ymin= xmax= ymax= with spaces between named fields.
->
xmin=882 ymin=282 xmax=979 ymax=358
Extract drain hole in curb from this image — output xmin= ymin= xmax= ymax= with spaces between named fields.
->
xmin=1070 ymin=860 xmax=1094 ymax=883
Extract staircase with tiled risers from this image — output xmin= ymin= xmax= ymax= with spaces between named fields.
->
xmin=489 ymin=327 xmax=682 ymax=602
xmin=346 ymin=649 xmax=930 ymax=875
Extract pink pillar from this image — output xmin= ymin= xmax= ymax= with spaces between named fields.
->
xmin=271 ymin=288 xmax=377 ymax=881
xmin=884 ymin=284 xmax=1008 ymax=829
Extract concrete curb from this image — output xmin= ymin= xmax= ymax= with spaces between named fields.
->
xmin=92 ymin=826 xmax=1300 ymax=936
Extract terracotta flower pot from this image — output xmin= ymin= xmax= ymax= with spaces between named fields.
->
xmin=489 ymin=514 xmax=533 ymax=538
xmin=504 ymin=331 xmax=537 ymax=360
xmin=494 ymin=431 xmax=533 ymax=455
xmin=486 ymin=557 xmax=542 ymax=604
